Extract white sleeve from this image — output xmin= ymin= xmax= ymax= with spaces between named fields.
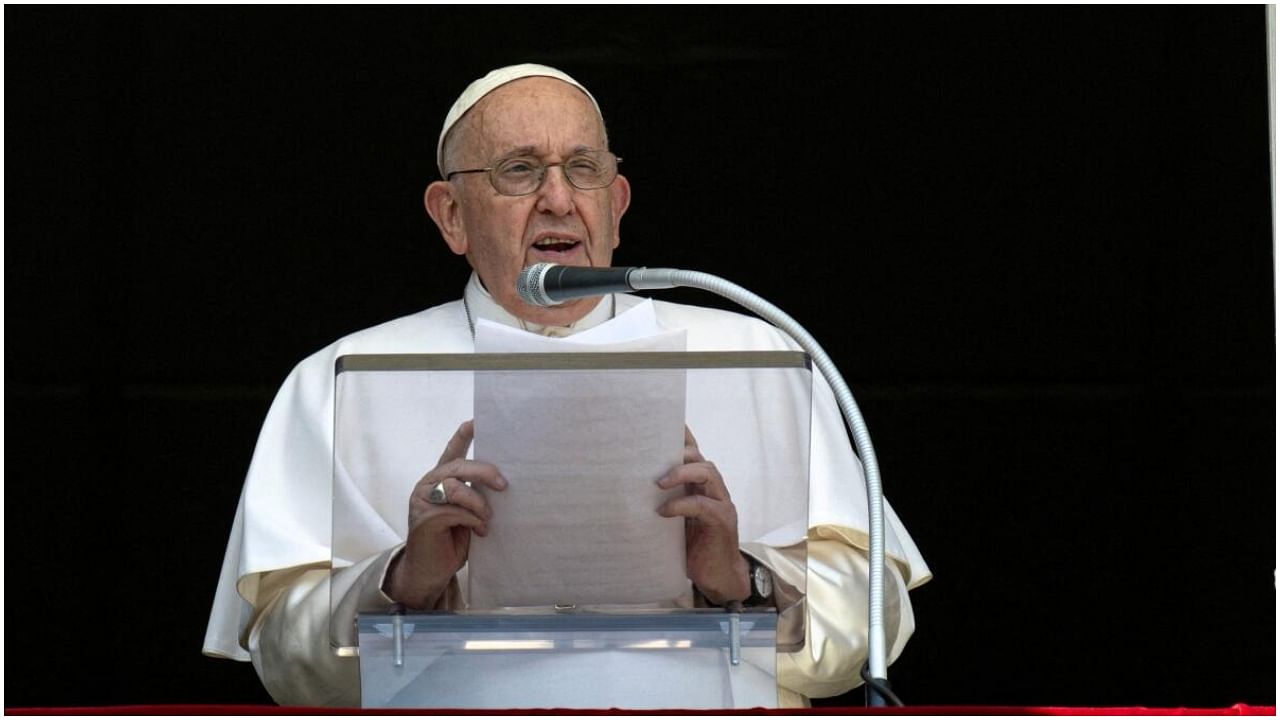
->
xmin=245 ymin=546 xmax=462 ymax=707
xmin=746 ymin=535 xmax=915 ymax=701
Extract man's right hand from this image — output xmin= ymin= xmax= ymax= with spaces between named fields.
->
xmin=385 ymin=420 xmax=507 ymax=609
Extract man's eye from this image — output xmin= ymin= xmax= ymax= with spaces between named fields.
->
xmin=500 ymin=160 xmax=539 ymax=175
xmin=567 ymin=157 xmax=602 ymax=173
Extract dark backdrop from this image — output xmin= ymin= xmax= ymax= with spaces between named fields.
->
xmin=5 ymin=6 xmax=1274 ymax=709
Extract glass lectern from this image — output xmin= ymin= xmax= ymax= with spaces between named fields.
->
xmin=330 ymin=351 xmax=812 ymax=708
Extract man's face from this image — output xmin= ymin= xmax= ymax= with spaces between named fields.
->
xmin=426 ymin=77 xmax=631 ymax=326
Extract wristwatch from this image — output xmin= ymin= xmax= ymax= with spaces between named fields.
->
xmin=743 ymin=554 xmax=774 ymax=607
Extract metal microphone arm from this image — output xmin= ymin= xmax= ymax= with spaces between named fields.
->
xmin=649 ymin=269 xmax=892 ymax=706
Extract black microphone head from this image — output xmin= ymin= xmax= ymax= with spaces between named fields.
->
xmin=517 ymin=263 xmax=558 ymax=306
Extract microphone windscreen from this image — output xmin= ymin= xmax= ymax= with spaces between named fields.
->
xmin=517 ymin=263 xmax=555 ymax=306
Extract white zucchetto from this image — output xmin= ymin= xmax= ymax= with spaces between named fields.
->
xmin=436 ymin=63 xmax=602 ymax=177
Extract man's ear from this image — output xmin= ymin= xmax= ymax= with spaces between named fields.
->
xmin=609 ymin=173 xmax=632 ymax=250
xmin=425 ymin=181 xmax=467 ymax=255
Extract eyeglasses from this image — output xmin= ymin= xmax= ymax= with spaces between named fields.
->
xmin=446 ymin=150 xmax=622 ymax=196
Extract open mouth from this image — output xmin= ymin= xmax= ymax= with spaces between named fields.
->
xmin=531 ymin=237 xmax=582 ymax=255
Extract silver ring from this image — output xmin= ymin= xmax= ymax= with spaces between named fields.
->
xmin=426 ymin=480 xmax=474 ymax=505
xmin=426 ymin=480 xmax=449 ymax=505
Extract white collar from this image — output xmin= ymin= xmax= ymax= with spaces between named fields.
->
xmin=462 ymin=272 xmax=616 ymax=337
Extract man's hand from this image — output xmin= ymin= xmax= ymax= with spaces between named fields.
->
xmin=657 ymin=427 xmax=750 ymax=606
xmin=385 ymin=420 xmax=507 ymax=609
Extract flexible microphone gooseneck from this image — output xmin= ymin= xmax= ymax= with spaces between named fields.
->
xmin=516 ymin=262 xmax=894 ymax=707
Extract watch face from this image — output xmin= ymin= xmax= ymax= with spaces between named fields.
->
xmin=752 ymin=565 xmax=773 ymax=599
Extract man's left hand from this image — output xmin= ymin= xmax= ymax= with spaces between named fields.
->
xmin=657 ymin=427 xmax=751 ymax=606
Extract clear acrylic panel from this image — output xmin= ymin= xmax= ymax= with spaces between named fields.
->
xmin=330 ymin=352 xmax=812 ymax=706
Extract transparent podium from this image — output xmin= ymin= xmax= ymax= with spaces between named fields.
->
xmin=331 ymin=351 xmax=813 ymax=709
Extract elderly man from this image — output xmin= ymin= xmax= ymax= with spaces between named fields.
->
xmin=203 ymin=64 xmax=930 ymax=708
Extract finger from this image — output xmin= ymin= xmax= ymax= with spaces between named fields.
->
xmin=437 ymin=420 xmax=476 ymax=465
xmin=684 ymin=425 xmax=700 ymax=450
xmin=410 ymin=502 xmax=487 ymax=534
xmin=657 ymin=462 xmax=730 ymax=501
xmin=682 ymin=427 xmax=705 ymax=463
xmin=439 ymin=476 xmax=492 ymax=521
xmin=454 ymin=520 xmax=485 ymax=545
xmin=418 ymin=458 xmax=508 ymax=493
xmin=443 ymin=459 xmax=508 ymax=491
xmin=412 ymin=475 xmax=501 ymax=517
xmin=657 ymin=494 xmax=731 ymax=526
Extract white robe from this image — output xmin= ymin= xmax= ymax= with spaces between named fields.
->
xmin=203 ymin=276 xmax=932 ymax=707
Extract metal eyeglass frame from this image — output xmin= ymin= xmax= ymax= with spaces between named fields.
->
xmin=444 ymin=151 xmax=622 ymax=196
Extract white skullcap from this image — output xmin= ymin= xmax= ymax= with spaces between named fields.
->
xmin=436 ymin=63 xmax=602 ymax=177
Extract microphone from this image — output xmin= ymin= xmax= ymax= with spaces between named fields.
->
xmin=516 ymin=263 xmax=677 ymax=306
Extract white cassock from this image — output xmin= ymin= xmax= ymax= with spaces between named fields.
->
xmin=203 ymin=274 xmax=932 ymax=708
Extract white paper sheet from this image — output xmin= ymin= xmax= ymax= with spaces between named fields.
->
xmin=468 ymin=301 xmax=691 ymax=607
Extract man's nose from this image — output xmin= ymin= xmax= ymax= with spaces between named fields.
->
xmin=534 ymin=165 xmax=576 ymax=216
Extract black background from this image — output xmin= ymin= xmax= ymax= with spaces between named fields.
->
xmin=5 ymin=6 xmax=1275 ymax=709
